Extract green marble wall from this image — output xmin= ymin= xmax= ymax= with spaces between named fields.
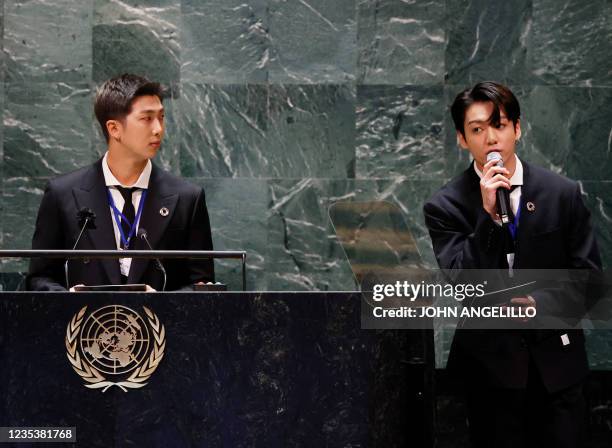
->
xmin=1 ymin=0 xmax=611 ymax=366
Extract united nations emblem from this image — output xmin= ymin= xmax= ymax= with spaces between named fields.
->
xmin=65 ymin=305 xmax=166 ymax=392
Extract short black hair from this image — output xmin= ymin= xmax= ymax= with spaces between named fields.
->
xmin=94 ymin=73 xmax=165 ymax=142
xmin=450 ymin=81 xmax=520 ymax=137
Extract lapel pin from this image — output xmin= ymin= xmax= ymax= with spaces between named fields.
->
xmin=159 ymin=207 xmax=169 ymax=217
xmin=526 ymin=202 xmax=535 ymax=212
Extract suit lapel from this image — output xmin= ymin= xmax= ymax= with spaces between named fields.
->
xmin=515 ymin=161 xmax=535 ymax=268
xmin=127 ymin=165 xmax=178 ymax=284
xmin=72 ymin=159 xmax=122 ymax=284
xmin=466 ymin=164 xmax=484 ymax=222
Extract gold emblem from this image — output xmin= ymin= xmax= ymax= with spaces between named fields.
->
xmin=159 ymin=207 xmax=169 ymax=217
xmin=65 ymin=305 xmax=166 ymax=392
xmin=526 ymin=201 xmax=536 ymax=212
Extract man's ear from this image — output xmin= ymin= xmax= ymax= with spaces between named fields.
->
xmin=514 ymin=119 xmax=522 ymax=141
xmin=457 ymin=131 xmax=469 ymax=149
xmin=106 ymin=119 xmax=122 ymax=141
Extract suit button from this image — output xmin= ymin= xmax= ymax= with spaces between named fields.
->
xmin=520 ymin=338 xmax=527 ymax=349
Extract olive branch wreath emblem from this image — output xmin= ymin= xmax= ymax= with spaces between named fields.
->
xmin=65 ymin=305 xmax=165 ymax=393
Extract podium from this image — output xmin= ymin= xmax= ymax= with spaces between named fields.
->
xmin=0 ymin=292 xmax=433 ymax=447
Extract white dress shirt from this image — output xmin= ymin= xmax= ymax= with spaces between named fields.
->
xmin=101 ymin=152 xmax=152 ymax=277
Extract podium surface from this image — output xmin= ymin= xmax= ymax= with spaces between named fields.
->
xmin=0 ymin=292 xmax=432 ymax=447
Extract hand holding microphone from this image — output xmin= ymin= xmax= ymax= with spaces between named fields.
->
xmin=480 ymin=152 xmax=512 ymax=224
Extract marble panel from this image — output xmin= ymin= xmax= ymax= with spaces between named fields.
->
xmin=268 ymin=0 xmax=356 ymax=83
xmin=0 ymin=177 xmax=48 ymax=275
xmin=181 ymin=0 xmax=268 ymax=83
xmin=531 ymin=0 xmax=612 ymax=86
xmin=266 ymin=179 xmax=443 ymax=291
xmin=197 ymin=178 xmax=269 ymax=291
xmin=179 ymin=83 xmax=355 ymax=179
xmin=93 ymin=0 xmax=180 ymax=83
xmin=4 ymin=83 xmax=96 ymax=178
xmin=267 ymin=84 xmax=356 ymax=178
xmin=445 ymin=0 xmax=532 ymax=85
xmin=178 ymin=83 xmax=269 ymax=178
xmin=5 ymin=0 xmax=92 ymax=82
xmin=586 ymin=329 xmax=612 ymax=372
xmin=580 ymin=181 xmax=612 ymax=270
xmin=520 ymin=86 xmax=612 ymax=181
xmin=356 ymin=84 xmax=445 ymax=180
xmin=357 ymin=0 xmax=445 ymax=84
xmin=266 ymin=179 xmax=358 ymax=291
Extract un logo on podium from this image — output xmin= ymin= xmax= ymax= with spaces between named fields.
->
xmin=65 ymin=305 xmax=166 ymax=392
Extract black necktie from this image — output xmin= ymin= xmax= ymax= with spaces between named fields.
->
xmin=116 ymin=187 xmax=137 ymax=249
xmin=504 ymin=185 xmax=521 ymax=254
xmin=507 ymin=184 xmax=520 ymax=222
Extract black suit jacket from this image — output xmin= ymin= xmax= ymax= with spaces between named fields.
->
xmin=27 ymin=158 xmax=215 ymax=291
xmin=423 ymin=160 xmax=601 ymax=393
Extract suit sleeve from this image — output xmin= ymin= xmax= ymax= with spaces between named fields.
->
xmin=181 ymin=187 xmax=215 ymax=286
xmin=566 ymin=183 xmax=601 ymax=271
xmin=423 ymin=197 xmax=507 ymax=280
xmin=26 ymin=182 xmax=68 ymax=291
xmin=529 ymin=183 xmax=602 ymax=320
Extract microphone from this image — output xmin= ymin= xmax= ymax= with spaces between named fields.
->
xmin=137 ymin=228 xmax=167 ymax=292
xmin=65 ymin=207 xmax=97 ymax=289
xmin=486 ymin=152 xmax=512 ymax=226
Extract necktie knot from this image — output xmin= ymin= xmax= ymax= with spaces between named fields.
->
xmin=116 ymin=186 xmax=137 ymax=203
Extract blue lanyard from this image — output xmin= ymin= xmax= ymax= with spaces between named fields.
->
xmin=107 ymin=188 xmax=148 ymax=248
xmin=508 ymin=197 xmax=521 ymax=241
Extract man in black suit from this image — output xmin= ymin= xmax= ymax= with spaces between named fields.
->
xmin=423 ymin=82 xmax=601 ymax=447
xmin=27 ymin=74 xmax=214 ymax=291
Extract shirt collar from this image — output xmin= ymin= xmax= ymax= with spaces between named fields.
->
xmin=473 ymin=154 xmax=523 ymax=186
xmin=102 ymin=152 xmax=151 ymax=189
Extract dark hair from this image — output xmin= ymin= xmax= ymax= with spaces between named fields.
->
xmin=94 ymin=73 xmax=165 ymax=142
xmin=450 ymin=81 xmax=520 ymax=137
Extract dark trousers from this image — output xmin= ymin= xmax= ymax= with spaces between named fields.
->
xmin=465 ymin=358 xmax=587 ymax=448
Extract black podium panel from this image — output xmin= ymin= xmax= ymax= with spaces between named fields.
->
xmin=0 ymin=292 xmax=432 ymax=447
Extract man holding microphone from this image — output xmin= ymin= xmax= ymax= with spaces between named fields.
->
xmin=424 ymin=82 xmax=601 ymax=447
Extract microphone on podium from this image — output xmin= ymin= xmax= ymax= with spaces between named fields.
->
xmin=65 ymin=207 xmax=97 ymax=289
xmin=137 ymin=228 xmax=167 ymax=292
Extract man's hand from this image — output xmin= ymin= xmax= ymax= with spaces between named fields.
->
xmin=503 ymin=296 xmax=536 ymax=323
xmin=69 ymin=284 xmax=85 ymax=292
xmin=480 ymin=158 xmax=511 ymax=220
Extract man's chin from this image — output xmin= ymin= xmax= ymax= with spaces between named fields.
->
xmin=144 ymin=146 xmax=161 ymax=158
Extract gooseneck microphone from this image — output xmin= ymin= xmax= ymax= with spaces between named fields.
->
xmin=486 ymin=152 xmax=512 ymax=226
xmin=137 ymin=228 xmax=167 ymax=292
xmin=65 ymin=207 xmax=97 ymax=289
